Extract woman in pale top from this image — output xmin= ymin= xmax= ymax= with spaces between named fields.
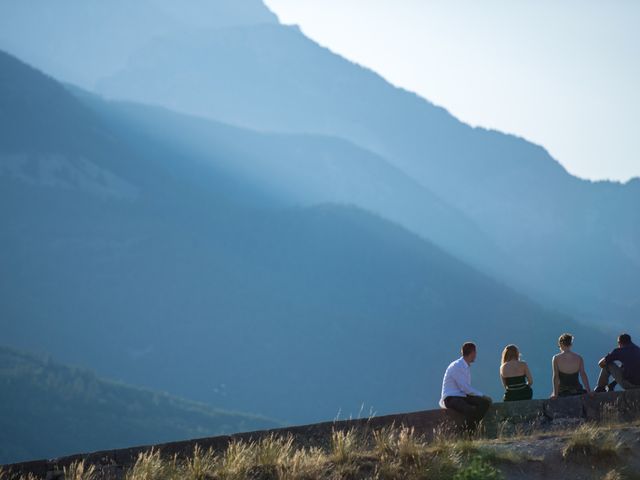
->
xmin=500 ymin=344 xmax=533 ymax=401
xmin=551 ymin=333 xmax=591 ymax=398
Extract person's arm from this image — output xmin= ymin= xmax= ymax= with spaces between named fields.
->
xmin=599 ymin=349 xmax=618 ymax=369
xmin=524 ymin=362 xmax=533 ymax=387
xmin=551 ymin=356 xmax=559 ymax=399
xmin=439 ymin=366 xmax=450 ymax=408
xmin=499 ymin=365 xmax=507 ymax=388
xmin=579 ymin=356 xmax=591 ymax=392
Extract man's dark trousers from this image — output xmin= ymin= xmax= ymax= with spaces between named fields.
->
xmin=598 ymin=363 xmax=640 ymax=390
xmin=444 ymin=395 xmax=493 ymax=429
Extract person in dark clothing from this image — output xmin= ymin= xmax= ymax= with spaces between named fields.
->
xmin=595 ymin=333 xmax=640 ymax=392
xmin=551 ymin=333 xmax=591 ymax=398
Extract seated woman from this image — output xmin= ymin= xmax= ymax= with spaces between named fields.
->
xmin=500 ymin=344 xmax=533 ymax=401
xmin=551 ymin=333 xmax=591 ymax=398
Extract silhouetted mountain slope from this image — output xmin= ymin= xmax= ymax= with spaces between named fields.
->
xmin=1 ymin=2 xmax=636 ymax=325
xmin=71 ymin=90 xmax=509 ymax=278
xmin=0 ymin=346 xmax=280 ymax=464
xmin=0 ymin=49 xmax=280 ymax=207
xmin=0 ymin=50 xmax=612 ymax=425
xmin=90 ymin=21 xmax=639 ymax=327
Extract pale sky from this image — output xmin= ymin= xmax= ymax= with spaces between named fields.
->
xmin=265 ymin=0 xmax=640 ymax=182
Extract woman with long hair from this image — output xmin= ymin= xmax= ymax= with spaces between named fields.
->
xmin=500 ymin=344 xmax=533 ymax=401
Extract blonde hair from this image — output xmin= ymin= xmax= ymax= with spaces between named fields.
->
xmin=501 ymin=344 xmax=520 ymax=364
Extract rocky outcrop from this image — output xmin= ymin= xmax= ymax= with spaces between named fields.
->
xmin=5 ymin=390 xmax=640 ymax=479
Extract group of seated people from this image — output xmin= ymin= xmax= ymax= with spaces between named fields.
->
xmin=439 ymin=332 xmax=640 ymax=429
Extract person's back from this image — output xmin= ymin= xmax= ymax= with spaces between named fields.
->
xmin=501 ymin=360 xmax=527 ymax=377
xmin=500 ymin=345 xmax=533 ymax=401
xmin=552 ymin=333 xmax=590 ymax=398
xmin=620 ymin=343 xmax=640 ymax=384
xmin=597 ymin=334 xmax=640 ymax=392
xmin=556 ymin=351 xmax=581 ymax=374
xmin=555 ymin=351 xmax=584 ymax=394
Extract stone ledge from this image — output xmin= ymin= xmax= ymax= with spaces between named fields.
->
xmin=5 ymin=389 xmax=640 ymax=478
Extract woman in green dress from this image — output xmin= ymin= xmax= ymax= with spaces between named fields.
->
xmin=500 ymin=344 xmax=534 ymax=401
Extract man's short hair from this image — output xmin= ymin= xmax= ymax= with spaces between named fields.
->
xmin=618 ymin=333 xmax=632 ymax=345
xmin=462 ymin=342 xmax=476 ymax=357
xmin=558 ymin=333 xmax=573 ymax=347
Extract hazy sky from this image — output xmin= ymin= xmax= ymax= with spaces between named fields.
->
xmin=265 ymin=0 xmax=639 ymax=182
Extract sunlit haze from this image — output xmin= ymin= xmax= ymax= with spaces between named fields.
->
xmin=265 ymin=0 xmax=640 ymax=182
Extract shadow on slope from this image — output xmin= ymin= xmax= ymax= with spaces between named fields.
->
xmin=0 ymin=50 xmax=613 ymax=426
xmin=0 ymin=345 xmax=280 ymax=465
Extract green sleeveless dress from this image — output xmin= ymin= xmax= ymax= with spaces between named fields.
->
xmin=558 ymin=371 xmax=586 ymax=396
xmin=503 ymin=375 xmax=533 ymax=402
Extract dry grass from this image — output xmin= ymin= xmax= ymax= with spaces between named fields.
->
xmin=329 ymin=428 xmax=359 ymax=465
xmin=372 ymin=426 xmax=425 ymax=463
xmin=372 ymin=426 xmax=442 ymax=480
xmin=430 ymin=436 xmax=526 ymax=468
xmin=562 ymin=423 xmax=622 ymax=462
xmin=159 ymin=427 xmax=506 ymax=480
xmin=9 ymin=417 xmax=640 ymax=480
xmin=282 ymin=447 xmax=327 ymax=480
xmin=604 ymin=470 xmax=625 ymax=480
xmin=1 ymin=463 xmax=98 ymax=480
xmin=63 ymin=461 xmax=97 ymax=480
xmin=126 ymin=449 xmax=176 ymax=480
xmin=603 ymin=467 xmax=640 ymax=480
xmin=183 ymin=445 xmax=217 ymax=480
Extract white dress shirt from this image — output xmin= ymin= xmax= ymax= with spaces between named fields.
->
xmin=439 ymin=356 xmax=484 ymax=408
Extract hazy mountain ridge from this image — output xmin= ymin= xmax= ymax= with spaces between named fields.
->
xmin=93 ymin=19 xmax=640 ymax=326
xmin=0 ymin=50 xmax=611 ymax=427
xmin=0 ymin=153 xmax=138 ymax=200
xmin=0 ymin=0 xmax=277 ymax=89
xmin=1 ymin=1 xmax=636 ymax=325
xmin=73 ymin=90 xmax=510 ymax=276
xmin=0 ymin=2 xmax=637 ymax=466
xmin=0 ymin=345 xmax=280 ymax=464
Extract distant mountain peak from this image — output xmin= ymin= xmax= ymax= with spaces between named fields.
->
xmin=0 ymin=0 xmax=279 ymax=88
xmin=146 ymin=0 xmax=278 ymax=28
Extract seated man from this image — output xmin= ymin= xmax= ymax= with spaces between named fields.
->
xmin=595 ymin=333 xmax=640 ymax=392
xmin=440 ymin=342 xmax=492 ymax=430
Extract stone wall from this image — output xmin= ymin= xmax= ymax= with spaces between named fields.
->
xmin=5 ymin=390 xmax=640 ymax=479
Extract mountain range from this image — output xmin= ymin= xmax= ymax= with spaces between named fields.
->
xmin=95 ymin=22 xmax=640 ymax=327
xmin=0 ymin=49 xmax=610 ymax=425
xmin=0 ymin=0 xmax=637 ymax=464
xmin=0 ymin=345 xmax=279 ymax=464
xmin=1 ymin=0 xmax=636 ymax=326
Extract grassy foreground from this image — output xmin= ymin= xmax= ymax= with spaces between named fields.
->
xmin=4 ymin=419 xmax=640 ymax=480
